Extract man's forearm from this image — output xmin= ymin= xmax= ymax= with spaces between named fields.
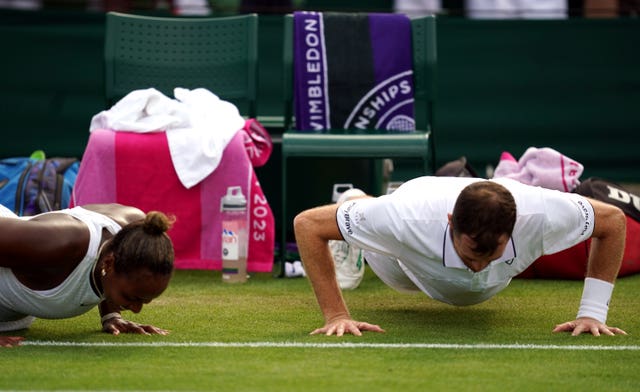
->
xmin=577 ymin=199 xmax=626 ymax=323
xmin=586 ymin=201 xmax=626 ymax=282
xmin=294 ymin=207 xmax=351 ymax=322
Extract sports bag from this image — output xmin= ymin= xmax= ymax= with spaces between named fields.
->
xmin=435 ymin=156 xmax=480 ymax=178
xmin=518 ymin=177 xmax=640 ymax=279
xmin=0 ymin=151 xmax=79 ymax=216
xmin=573 ymin=177 xmax=640 ymax=222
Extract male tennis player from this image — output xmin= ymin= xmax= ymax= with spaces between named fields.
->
xmin=294 ymin=176 xmax=627 ymax=337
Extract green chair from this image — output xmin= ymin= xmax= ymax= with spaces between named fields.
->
xmin=279 ymin=14 xmax=438 ymax=271
xmin=104 ymin=12 xmax=258 ymax=117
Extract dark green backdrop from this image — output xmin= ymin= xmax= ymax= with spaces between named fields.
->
xmin=1 ymin=9 xmax=638 ymax=241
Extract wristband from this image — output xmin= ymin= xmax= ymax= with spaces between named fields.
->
xmin=576 ymin=277 xmax=614 ymax=324
xmin=101 ymin=312 xmax=122 ymax=325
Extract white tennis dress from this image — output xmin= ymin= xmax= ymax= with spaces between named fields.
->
xmin=0 ymin=205 xmax=121 ymax=331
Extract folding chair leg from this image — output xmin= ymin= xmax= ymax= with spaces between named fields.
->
xmin=278 ymin=155 xmax=288 ymax=277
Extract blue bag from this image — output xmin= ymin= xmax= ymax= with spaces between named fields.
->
xmin=0 ymin=151 xmax=79 ymax=216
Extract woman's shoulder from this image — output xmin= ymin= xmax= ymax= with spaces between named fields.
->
xmin=78 ymin=204 xmax=145 ymax=227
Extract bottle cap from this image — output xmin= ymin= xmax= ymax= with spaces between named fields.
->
xmin=332 ymin=183 xmax=353 ymax=203
xmin=221 ymin=186 xmax=247 ymax=211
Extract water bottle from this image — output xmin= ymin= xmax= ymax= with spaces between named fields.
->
xmin=221 ymin=186 xmax=248 ymax=283
xmin=332 ymin=183 xmax=354 ymax=203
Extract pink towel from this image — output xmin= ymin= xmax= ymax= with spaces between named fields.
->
xmin=493 ymin=147 xmax=583 ymax=192
xmin=71 ymin=121 xmax=274 ymax=272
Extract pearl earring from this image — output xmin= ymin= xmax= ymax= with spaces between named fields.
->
xmin=101 ymin=269 xmax=106 ymax=277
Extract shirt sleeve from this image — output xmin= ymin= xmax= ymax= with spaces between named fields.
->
xmin=541 ymin=191 xmax=594 ymax=255
xmin=336 ymin=196 xmax=405 ymax=257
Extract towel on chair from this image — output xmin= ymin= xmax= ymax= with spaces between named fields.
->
xmin=89 ymin=87 xmax=245 ymax=189
xmin=293 ymin=11 xmax=414 ymax=132
xmin=72 ymin=121 xmax=275 ymax=272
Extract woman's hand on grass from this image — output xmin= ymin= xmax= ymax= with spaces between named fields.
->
xmin=103 ymin=317 xmax=169 ymax=336
xmin=0 ymin=336 xmax=24 ymax=347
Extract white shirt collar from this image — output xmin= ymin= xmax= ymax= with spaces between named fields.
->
xmin=442 ymin=225 xmax=516 ymax=270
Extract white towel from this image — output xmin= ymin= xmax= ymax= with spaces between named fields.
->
xmin=89 ymin=88 xmax=245 ymax=188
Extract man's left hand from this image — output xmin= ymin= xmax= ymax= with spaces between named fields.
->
xmin=553 ymin=318 xmax=627 ymax=336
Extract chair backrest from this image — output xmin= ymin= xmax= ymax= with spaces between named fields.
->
xmin=282 ymin=13 xmax=437 ymax=132
xmin=104 ymin=12 xmax=259 ymax=117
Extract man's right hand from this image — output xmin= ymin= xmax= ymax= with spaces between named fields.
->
xmin=310 ymin=317 xmax=385 ymax=337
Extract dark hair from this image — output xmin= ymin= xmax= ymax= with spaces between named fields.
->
xmin=451 ymin=181 xmax=516 ymax=255
xmin=105 ymin=211 xmax=175 ymax=275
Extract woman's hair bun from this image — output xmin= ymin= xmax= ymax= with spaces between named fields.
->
xmin=143 ymin=211 xmax=174 ymax=235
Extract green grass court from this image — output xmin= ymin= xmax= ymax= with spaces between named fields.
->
xmin=2 ymin=269 xmax=639 ymax=391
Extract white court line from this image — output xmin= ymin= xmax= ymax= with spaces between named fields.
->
xmin=21 ymin=341 xmax=640 ymax=351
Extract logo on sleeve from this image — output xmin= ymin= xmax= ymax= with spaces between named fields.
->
xmin=576 ymin=200 xmax=591 ymax=236
xmin=343 ymin=202 xmax=355 ymax=235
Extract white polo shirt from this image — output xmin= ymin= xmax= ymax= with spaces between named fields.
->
xmin=336 ymin=176 xmax=594 ymax=306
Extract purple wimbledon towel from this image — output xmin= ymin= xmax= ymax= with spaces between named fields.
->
xmin=294 ymin=11 xmax=414 ymax=132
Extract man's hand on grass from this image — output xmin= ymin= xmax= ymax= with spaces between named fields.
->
xmin=310 ymin=317 xmax=385 ymax=337
xmin=553 ymin=318 xmax=627 ymax=336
